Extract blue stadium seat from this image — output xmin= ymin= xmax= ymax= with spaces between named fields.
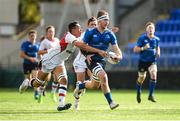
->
xmin=130 ymin=54 xmax=139 ymax=67
xmin=170 ymin=9 xmax=180 ymax=20
xmin=157 ymin=55 xmax=167 ymax=67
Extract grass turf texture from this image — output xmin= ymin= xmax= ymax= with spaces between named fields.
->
xmin=0 ymin=88 xmax=180 ymax=120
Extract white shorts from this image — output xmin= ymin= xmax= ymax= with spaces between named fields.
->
xmin=41 ymin=47 xmax=65 ymax=73
xmin=73 ymin=52 xmax=87 ymax=73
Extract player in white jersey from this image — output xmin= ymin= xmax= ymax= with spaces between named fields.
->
xmin=19 ymin=21 xmax=107 ymax=111
xmin=73 ymin=17 xmax=97 ymax=109
xmin=37 ymin=25 xmax=60 ymax=103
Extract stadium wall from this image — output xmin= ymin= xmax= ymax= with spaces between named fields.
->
xmin=0 ymin=69 xmax=180 ymax=90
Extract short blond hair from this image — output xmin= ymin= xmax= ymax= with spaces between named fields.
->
xmin=28 ymin=30 xmax=37 ymax=35
xmin=145 ymin=22 xmax=155 ymax=28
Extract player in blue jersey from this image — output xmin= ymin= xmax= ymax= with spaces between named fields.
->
xmin=74 ymin=10 xmax=122 ymax=110
xmin=19 ymin=30 xmax=40 ymax=99
xmin=134 ymin=22 xmax=160 ymax=103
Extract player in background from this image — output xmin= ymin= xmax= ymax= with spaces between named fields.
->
xmin=73 ymin=17 xmax=97 ymax=109
xmin=19 ymin=21 xmax=107 ymax=111
xmin=19 ymin=30 xmax=39 ymax=100
xmin=73 ymin=16 xmax=120 ymax=110
xmin=73 ymin=10 xmax=122 ymax=110
xmin=37 ymin=25 xmax=60 ymax=103
xmin=133 ymin=22 xmax=160 ymax=103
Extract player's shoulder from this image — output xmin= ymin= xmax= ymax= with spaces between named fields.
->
xmin=54 ymin=37 xmax=60 ymax=42
xmin=105 ymin=28 xmax=113 ymax=33
xmin=138 ymin=33 xmax=147 ymax=40
xmin=154 ymin=35 xmax=160 ymax=41
xmin=65 ymin=32 xmax=77 ymax=42
xmin=85 ymin=27 xmax=97 ymax=34
xmin=66 ymin=32 xmax=75 ymax=38
xmin=40 ymin=38 xmax=49 ymax=43
xmin=21 ymin=40 xmax=29 ymax=46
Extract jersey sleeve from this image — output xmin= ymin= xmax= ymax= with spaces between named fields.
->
xmin=39 ymin=40 xmax=46 ymax=50
xmin=109 ymin=31 xmax=117 ymax=45
xmin=136 ymin=36 xmax=143 ymax=47
xmin=65 ymin=32 xmax=79 ymax=43
xmin=156 ymin=37 xmax=160 ymax=47
xmin=83 ymin=29 xmax=91 ymax=43
xmin=20 ymin=41 xmax=26 ymax=51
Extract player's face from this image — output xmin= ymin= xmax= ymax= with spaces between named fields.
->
xmin=46 ymin=27 xmax=55 ymax=38
xmin=146 ymin=24 xmax=155 ymax=37
xmin=29 ymin=33 xmax=37 ymax=43
xmin=99 ymin=19 xmax=109 ymax=29
xmin=73 ymin=24 xmax=82 ymax=38
xmin=88 ymin=21 xmax=97 ymax=28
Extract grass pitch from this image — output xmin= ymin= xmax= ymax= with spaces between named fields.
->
xmin=0 ymin=88 xmax=180 ymax=121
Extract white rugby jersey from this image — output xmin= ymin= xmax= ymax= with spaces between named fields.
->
xmin=73 ymin=32 xmax=86 ymax=67
xmin=39 ymin=37 xmax=59 ymax=51
xmin=42 ymin=32 xmax=79 ymax=64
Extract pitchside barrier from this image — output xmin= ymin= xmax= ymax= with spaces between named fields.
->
xmin=0 ymin=69 xmax=180 ymax=90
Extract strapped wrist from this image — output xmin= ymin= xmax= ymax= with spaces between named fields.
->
xmin=141 ymin=47 xmax=144 ymax=51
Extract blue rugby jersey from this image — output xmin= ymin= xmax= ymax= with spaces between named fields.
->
xmin=136 ymin=33 xmax=160 ymax=62
xmin=83 ymin=28 xmax=117 ymax=62
xmin=21 ymin=40 xmax=39 ymax=64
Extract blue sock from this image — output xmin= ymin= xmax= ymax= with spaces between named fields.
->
xmin=79 ymin=83 xmax=85 ymax=89
xmin=104 ymin=92 xmax=113 ymax=104
xmin=149 ymin=79 xmax=156 ymax=97
xmin=34 ymin=90 xmax=38 ymax=96
xmin=136 ymin=82 xmax=142 ymax=94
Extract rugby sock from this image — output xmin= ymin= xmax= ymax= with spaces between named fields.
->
xmin=34 ymin=90 xmax=38 ymax=96
xmin=22 ymin=78 xmax=30 ymax=86
xmin=37 ymin=86 xmax=44 ymax=95
xmin=136 ymin=82 xmax=142 ymax=94
xmin=104 ymin=92 xmax=113 ymax=104
xmin=51 ymin=82 xmax=58 ymax=93
xmin=149 ymin=79 xmax=156 ymax=97
xmin=79 ymin=83 xmax=85 ymax=89
xmin=58 ymin=84 xmax=67 ymax=107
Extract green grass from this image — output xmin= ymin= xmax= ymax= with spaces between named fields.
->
xmin=0 ymin=88 xmax=180 ymax=120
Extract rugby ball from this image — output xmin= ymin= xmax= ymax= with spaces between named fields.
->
xmin=107 ymin=51 xmax=119 ymax=64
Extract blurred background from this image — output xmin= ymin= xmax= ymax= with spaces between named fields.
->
xmin=0 ymin=0 xmax=180 ymax=89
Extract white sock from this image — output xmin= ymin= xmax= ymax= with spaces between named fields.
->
xmin=58 ymin=84 xmax=67 ymax=107
xmin=37 ymin=86 xmax=44 ymax=95
xmin=51 ymin=82 xmax=58 ymax=93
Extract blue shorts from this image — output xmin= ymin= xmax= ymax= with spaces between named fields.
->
xmin=23 ymin=63 xmax=39 ymax=74
xmin=138 ymin=61 xmax=156 ymax=72
xmin=85 ymin=60 xmax=106 ymax=72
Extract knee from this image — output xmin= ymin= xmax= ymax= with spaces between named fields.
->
xmin=98 ymin=72 xmax=107 ymax=81
xmin=58 ymin=77 xmax=68 ymax=85
xmin=32 ymin=78 xmax=45 ymax=87
xmin=137 ymin=73 xmax=146 ymax=85
xmin=57 ymin=73 xmax=68 ymax=84
xmin=150 ymin=71 xmax=157 ymax=80
xmin=99 ymin=73 xmax=108 ymax=86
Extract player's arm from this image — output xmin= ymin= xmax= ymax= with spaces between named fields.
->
xmin=134 ymin=43 xmax=150 ymax=53
xmin=134 ymin=37 xmax=150 ymax=53
xmin=156 ymin=46 xmax=160 ymax=58
xmin=38 ymin=41 xmax=48 ymax=55
xmin=38 ymin=49 xmax=48 ymax=55
xmin=73 ymin=40 xmax=107 ymax=58
xmin=111 ymin=44 xmax=123 ymax=61
xmin=20 ymin=51 xmax=36 ymax=63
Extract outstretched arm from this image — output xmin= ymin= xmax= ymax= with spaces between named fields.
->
xmin=73 ymin=40 xmax=107 ymax=58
